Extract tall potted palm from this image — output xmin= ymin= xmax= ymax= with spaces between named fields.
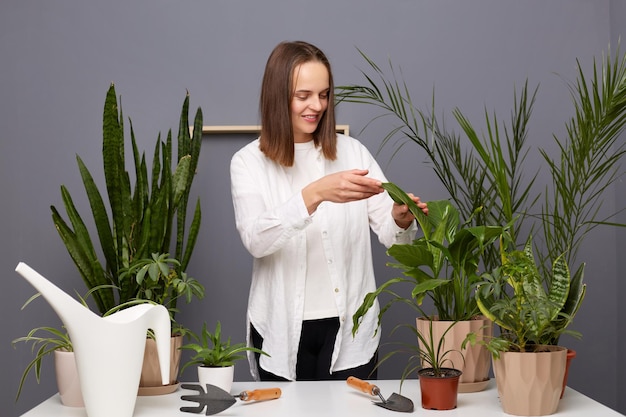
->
xmin=338 ymin=44 xmax=626 ymax=388
xmin=50 ymin=84 xmax=205 ymax=392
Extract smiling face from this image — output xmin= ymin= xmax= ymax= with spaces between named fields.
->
xmin=290 ymin=61 xmax=330 ymax=143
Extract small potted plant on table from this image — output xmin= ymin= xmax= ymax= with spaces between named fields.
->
xmin=180 ymin=321 xmax=268 ymax=393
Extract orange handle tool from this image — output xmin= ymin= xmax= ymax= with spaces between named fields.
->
xmin=238 ymin=388 xmax=282 ymax=402
xmin=347 ymin=376 xmax=381 ymax=397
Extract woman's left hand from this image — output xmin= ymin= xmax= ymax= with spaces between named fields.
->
xmin=392 ymin=193 xmax=428 ymax=229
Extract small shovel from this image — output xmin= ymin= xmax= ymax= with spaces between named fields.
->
xmin=347 ymin=376 xmax=414 ymax=413
xmin=180 ymin=383 xmax=282 ymax=415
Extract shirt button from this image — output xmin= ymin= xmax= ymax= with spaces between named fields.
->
xmin=327 ymin=259 xmax=333 ymax=264
xmin=334 ymin=288 xmax=339 ymax=293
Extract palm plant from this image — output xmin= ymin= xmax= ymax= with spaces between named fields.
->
xmin=338 ymin=44 xmax=626 ymax=345
xmin=336 ymin=51 xmax=539 ymax=272
xmin=50 ymin=84 xmax=204 ymax=320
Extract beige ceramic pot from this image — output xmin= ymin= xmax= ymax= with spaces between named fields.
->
xmin=138 ymin=335 xmax=183 ymax=395
xmin=493 ymin=345 xmax=567 ymax=416
xmin=416 ymin=316 xmax=492 ymax=392
xmin=54 ymin=349 xmax=84 ymax=407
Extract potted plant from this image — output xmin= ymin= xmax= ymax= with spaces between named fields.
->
xmin=375 ymin=318 xmax=463 ymax=410
xmin=117 ymin=252 xmax=204 ymax=392
xmin=338 ymin=45 xmax=626 ymax=391
xmin=12 ymin=287 xmax=108 ymax=406
xmin=12 ymin=325 xmax=81 ymax=407
xmin=465 ymin=236 xmax=578 ymax=416
xmin=180 ymin=321 xmax=268 ymax=393
xmin=50 ymin=84 xmax=205 ymax=392
xmin=353 ymin=185 xmax=505 ymax=392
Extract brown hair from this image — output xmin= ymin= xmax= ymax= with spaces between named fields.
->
xmin=259 ymin=41 xmax=337 ymax=166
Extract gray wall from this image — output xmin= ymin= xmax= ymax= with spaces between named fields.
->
xmin=1 ymin=1 xmax=624 ymax=416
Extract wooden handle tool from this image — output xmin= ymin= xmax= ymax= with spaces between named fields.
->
xmin=347 ymin=376 xmax=386 ymax=403
xmin=237 ymin=388 xmax=282 ymax=402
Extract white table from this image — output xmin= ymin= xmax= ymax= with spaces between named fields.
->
xmin=21 ymin=379 xmax=625 ymax=416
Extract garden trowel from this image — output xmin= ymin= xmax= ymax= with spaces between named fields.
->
xmin=347 ymin=376 xmax=414 ymax=412
xmin=180 ymin=383 xmax=281 ymax=415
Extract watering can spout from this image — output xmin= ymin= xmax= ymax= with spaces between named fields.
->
xmin=15 ymin=262 xmax=171 ymax=417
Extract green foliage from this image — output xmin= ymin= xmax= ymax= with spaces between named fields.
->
xmin=375 ymin=319 xmax=462 ymax=389
xmin=12 ymin=326 xmax=72 ymax=401
xmin=336 ymin=51 xmax=538 ymax=272
xmin=118 ymin=252 xmax=205 ymax=334
xmin=338 ymin=43 xmax=626 ymax=344
xmin=352 ymin=195 xmax=506 ymax=336
xmin=180 ymin=322 xmax=268 ymax=371
xmin=470 ymin=237 xmax=585 ymax=357
xmin=50 ymin=84 xmax=204 ymax=317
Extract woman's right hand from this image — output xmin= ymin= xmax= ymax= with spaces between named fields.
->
xmin=302 ymin=169 xmax=384 ymax=214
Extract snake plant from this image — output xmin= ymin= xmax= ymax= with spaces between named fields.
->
xmin=50 ymin=84 xmax=204 ymax=318
xmin=468 ymin=236 xmax=586 ymax=357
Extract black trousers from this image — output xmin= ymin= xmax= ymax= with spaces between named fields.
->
xmin=251 ymin=317 xmax=378 ymax=381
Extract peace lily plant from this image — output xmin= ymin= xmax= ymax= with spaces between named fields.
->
xmin=352 ymin=184 xmax=506 ymax=334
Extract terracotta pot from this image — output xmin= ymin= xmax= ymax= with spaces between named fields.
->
xmin=418 ymin=367 xmax=462 ymax=410
xmin=416 ymin=316 xmax=492 ymax=392
xmin=138 ymin=335 xmax=182 ymax=395
xmin=198 ymin=365 xmax=235 ymax=393
xmin=54 ymin=349 xmax=84 ymax=407
xmin=560 ymin=349 xmax=576 ymax=398
xmin=493 ymin=345 xmax=567 ymax=416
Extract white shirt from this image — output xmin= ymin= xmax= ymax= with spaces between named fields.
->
xmin=288 ymin=141 xmax=338 ymax=320
xmin=230 ymin=134 xmax=417 ymax=381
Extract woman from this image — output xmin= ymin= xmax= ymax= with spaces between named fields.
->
xmin=230 ymin=40 xmax=428 ymax=381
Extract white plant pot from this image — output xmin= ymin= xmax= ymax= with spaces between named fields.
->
xmin=197 ymin=365 xmax=234 ymax=393
xmin=54 ymin=350 xmax=84 ymax=407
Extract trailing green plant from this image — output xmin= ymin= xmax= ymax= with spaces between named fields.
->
xmin=50 ymin=84 xmax=204 ymax=319
xmin=11 ymin=287 xmax=105 ymax=401
xmin=180 ymin=321 xmax=268 ymax=371
xmin=352 ymin=189 xmax=507 ymax=335
xmin=12 ymin=326 xmax=72 ymax=401
xmin=466 ymin=236 xmax=585 ymax=358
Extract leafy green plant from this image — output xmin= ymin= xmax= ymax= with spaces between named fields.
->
xmin=336 ymin=52 xmax=538 ymax=272
xmin=466 ymin=236 xmax=585 ymax=357
xmin=50 ymin=84 xmax=204 ymax=319
xmin=352 ymin=190 xmax=506 ymax=336
xmin=12 ymin=326 xmax=72 ymax=401
xmin=117 ymin=252 xmax=205 ymax=335
xmin=11 ymin=289 xmax=102 ymax=401
xmin=180 ymin=321 xmax=269 ymax=370
xmin=338 ymin=44 xmax=626 ymax=346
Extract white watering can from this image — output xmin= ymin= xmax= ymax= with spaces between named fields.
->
xmin=15 ymin=262 xmax=171 ymax=417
